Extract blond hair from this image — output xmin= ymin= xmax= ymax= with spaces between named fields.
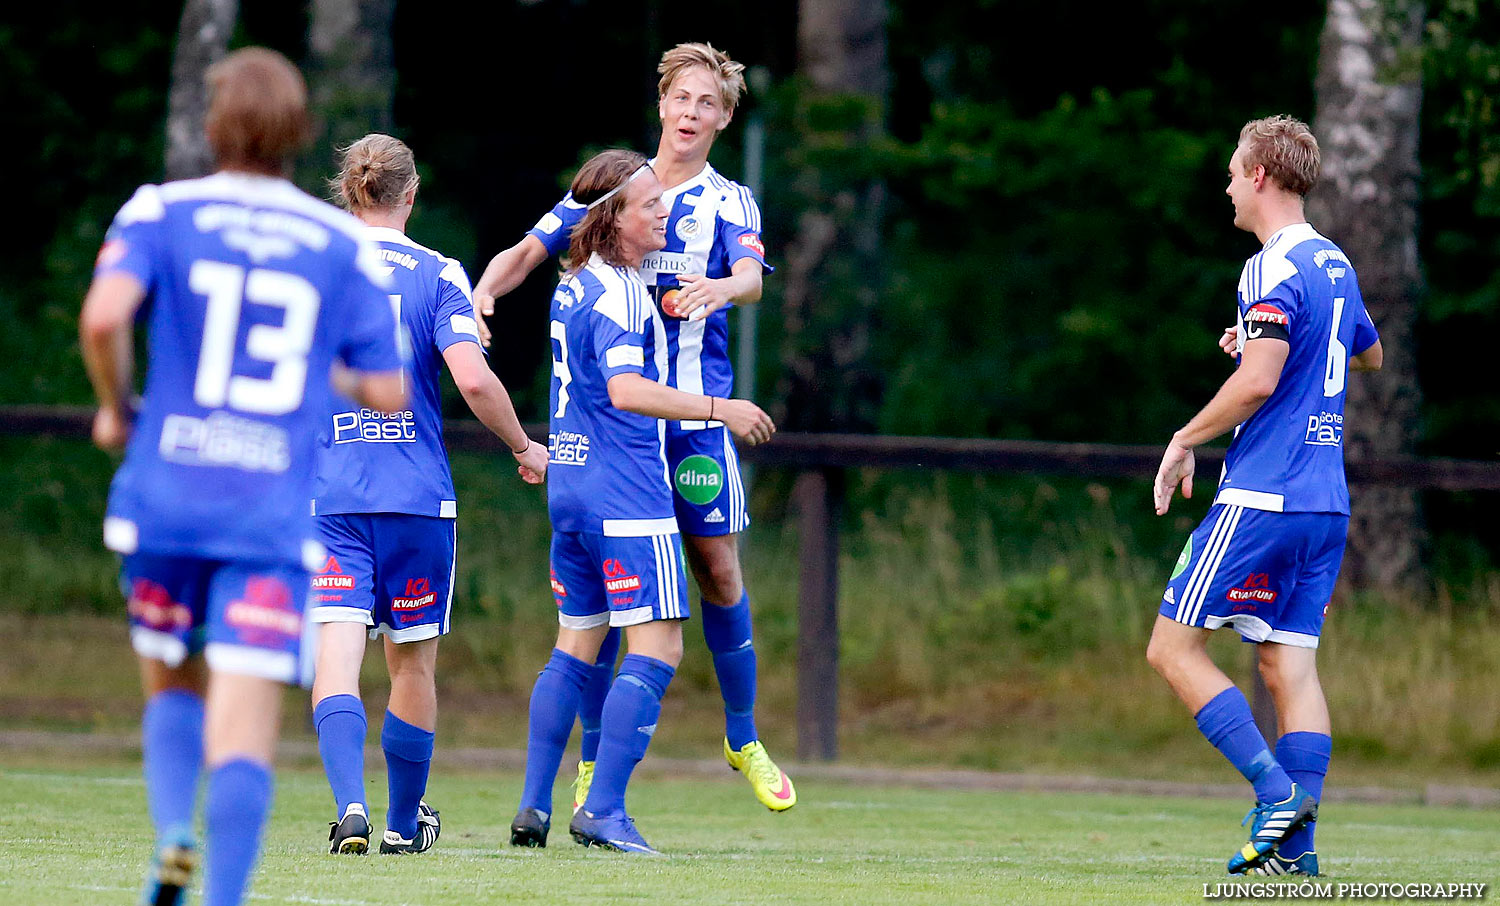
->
xmin=205 ymin=47 xmax=311 ymax=174
xmin=657 ymin=42 xmax=746 ymax=113
xmin=332 ymin=133 xmax=420 ymax=212
xmin=1238 ymin=115 xmax=1320 ymax=197
xmin=566 ymin=150 xmax=652 ymax=272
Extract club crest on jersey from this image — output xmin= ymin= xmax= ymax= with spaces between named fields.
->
xmin=675 ymin=216 xmax=702 ymax=241
xmin=737 ymin=233 xmax=766 ymax=258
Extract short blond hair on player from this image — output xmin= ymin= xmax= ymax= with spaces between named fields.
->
xmin=657 ymin=42 xmax=746 ymax=114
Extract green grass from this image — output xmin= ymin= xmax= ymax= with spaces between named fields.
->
xmin=4 ymin=758 xmax=1497 ymax=906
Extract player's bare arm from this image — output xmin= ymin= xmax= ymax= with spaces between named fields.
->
xmin=79 ymin=272 xmax=147 ymax=450
xmin=443 ymin=341 xmax=547 ymax=483
xmin=672 ymin=258 xmax=763 ymax=318
xmin=1153 ymin=337 xmax=1290 ymax=515
xmin=1351 ymin=337 xmax=1383 ymax=371
xmin=472 ymin=235 xmax=551 ymax=348
xmin=606 ymin=372 xmax=774 ymax=446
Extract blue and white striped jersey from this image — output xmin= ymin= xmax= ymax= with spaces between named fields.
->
xmin=1217 ymin=223 xmax=1380 ymax=515
xmin=528 ymin=161 xmax=770 ymax=429
xmin=313 ymin=226 xmax=483 ymax=519
xmin=546 ymin=255 xmax=678 ymax=536
xmin=94 ymin=173 xmax=402 ymax=569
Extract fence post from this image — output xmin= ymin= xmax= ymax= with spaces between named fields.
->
xmin=794 ymin=467 xmax=841 ymax=761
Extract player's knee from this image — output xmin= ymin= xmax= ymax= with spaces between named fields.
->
xmin=1144 ymin=632 xmax=1178 ymax=676
xmin=691 ymin=549 xmax=742 ymax=604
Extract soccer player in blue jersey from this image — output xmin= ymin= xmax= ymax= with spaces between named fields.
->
xmin=78 ymin=49 xmax=406 ymax=906
xmin=310 ymin=134 xmax=549 ymax=857
xmin=1149 ymin=116 xmax=1383 ymax=877
xmin=507 ymin=149 xmax=775 ymax=854
xmin=476 ymin=41 xmax=795 ymax=814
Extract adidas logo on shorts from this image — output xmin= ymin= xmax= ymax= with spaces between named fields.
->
xmin=705 ymin=508 xmax=725 ymax=524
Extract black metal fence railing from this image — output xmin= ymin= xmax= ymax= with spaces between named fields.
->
xmin=7 ymin=405 xmax=1500 ymax=761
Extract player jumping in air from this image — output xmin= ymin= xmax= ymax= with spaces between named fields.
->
xmin=474 ymin=40 xmax=795 ymax=819
xmin=508 ymin=150 xmax=775 ymax=854
xmin=311 ymin=134 xmax=548 ymax=857
xmin=80 ymin=49 xmax=406 ymax=906
xmin=1150 ymin=115 xmax=1383 ymax=877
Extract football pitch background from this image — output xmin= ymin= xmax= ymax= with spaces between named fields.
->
xmin=6 ymin=759 xmax=1497 ymax=905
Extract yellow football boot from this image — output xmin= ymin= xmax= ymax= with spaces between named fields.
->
xmin=571 ymin=760 xmax=595 ymax=815
xmin=723 ymin=738 xmax=797 ymax=811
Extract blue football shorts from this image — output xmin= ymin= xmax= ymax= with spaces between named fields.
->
xmin=309 ymin=513 xmax=455 ymax=643
xmin=121 ymin=552 xmax=315 ymax=686
xmin=667 ymin=424 xmax=749 ymax=537
xmin=1159 ymin=503 xmax=1349 ymax=648
xmin=549 ymin=529 xmax=690 ymax=629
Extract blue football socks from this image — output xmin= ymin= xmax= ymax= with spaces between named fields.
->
xmin=142 ymin=689 xmax=204 ymax=842
xmin=583 ymin=654 xmax=676 ymax=816
xmin=519 ymin=648 xmax=594 ymax=814
xmin=580 ymin=628 xmax=621 ymax=763
xmin=1195 ymin=687 xmax=1294 ymax=804
xmin=381 ymin=711 xmax=434 ymax=839
xmin=702 ymin=593 xmax=759 ymax=750
xmin=313 ymin=693 xmax=367 ymax=818
xmin=1276 ymin=731 xmax=1331 ymax=855
xmin=204 ymin=758 xmax=272 ymax=906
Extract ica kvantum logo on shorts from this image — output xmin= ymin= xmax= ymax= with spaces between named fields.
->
xmin=674 ymin=455 xmax=724 ymax=506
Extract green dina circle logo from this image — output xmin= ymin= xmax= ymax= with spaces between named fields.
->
xmin=674 ymin=455 xmax=724 ymax=505
xmin=1170 ymin=537 xmax=1193 ymax=580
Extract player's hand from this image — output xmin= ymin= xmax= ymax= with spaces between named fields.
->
xmin=513 ymin=438 xmax=548 ymax=484
xmin=91 ymin=405 xmax=131 ymax=451
xmin=715 ymin=398 xmax=775 ymax=446
xmin=473 ymin=293 xmax=495 ymax=348
xmin=1218 ymin=325 xmax=1240 ymax=356
xmin=1153 ymin=441 xmax=1195 ymax=515
xmin=672 ymin=274 xmax=733 ymax=319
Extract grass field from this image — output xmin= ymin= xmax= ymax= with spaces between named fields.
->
xmin=5 ymin=758 xmax=1497 ymax=906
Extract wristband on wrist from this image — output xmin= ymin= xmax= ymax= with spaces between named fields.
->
xmin=708 ymin=397 xmax=716 ymax=421
xmin=511 ymin=439 xmax=530 ymax=456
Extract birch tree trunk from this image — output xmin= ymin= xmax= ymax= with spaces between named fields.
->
xmin=164 ymin=0 xmax=238 ymax=181
xmin=1308 ymin=0 xmax=1427 ymax=590
xmin=775 ymin=0 xmax=888 ymax=431
xmin=305 ymin=0 xmax=396 ymax=182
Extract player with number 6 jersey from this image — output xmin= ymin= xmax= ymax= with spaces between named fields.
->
xmin=1149 ymin=115 xmax=1383 ymax=878
xmin=79 ymin=49 xmax=406 ymax=906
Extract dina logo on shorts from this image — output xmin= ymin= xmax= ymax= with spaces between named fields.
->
xmin=674 ymin=454 xmax=724 ymax=506
xmin=1169 ymin=538 xmax=1192 ymax=580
